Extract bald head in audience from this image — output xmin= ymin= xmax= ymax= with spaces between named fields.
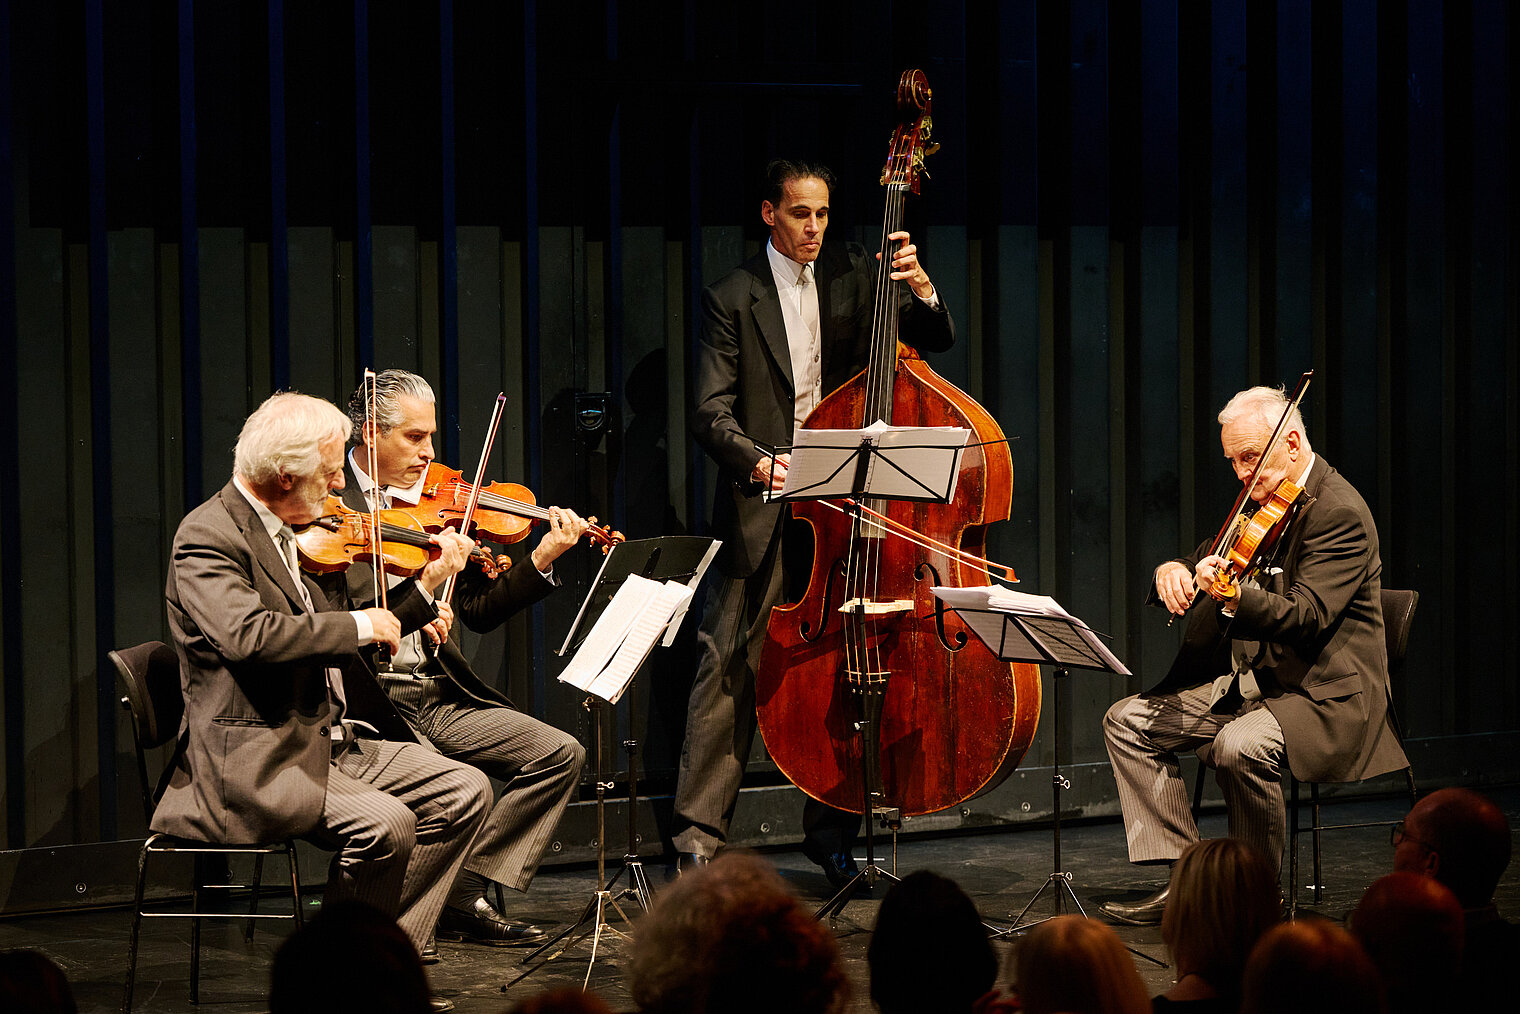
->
xmin=1394 ymin=787 xmax=1511 ymax=910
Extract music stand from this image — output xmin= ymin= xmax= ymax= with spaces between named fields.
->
xmin=507 ymin=536 xmax=717 ymax=991
xmin=766 ymin=425 xmax=968 ymax=923
xmin=933 ymin=588 xmax=1162 ymax=962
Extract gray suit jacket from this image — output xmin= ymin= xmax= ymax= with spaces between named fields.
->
xmin=152 ymin=481 xmax=432 ymax=842
xmin=1148 ymin=457 xmax=1409 ymax=783
xmin=692 ymin=241 xmax=955 ymax=577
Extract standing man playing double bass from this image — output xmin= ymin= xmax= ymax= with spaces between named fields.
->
xmin=1100 ymin=386 xmax=1409 ymax=925
xmin=344 ymin=370 xmax=587 ymax=949
xmin=672 ymin=158 xmax=954 ymax=885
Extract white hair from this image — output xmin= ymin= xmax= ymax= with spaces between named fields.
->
xmin=233 ymin=392 xmax=351 ymax=485
xmin=1218 ymin=386 xmax=1312 ymax=454
xmin=347 ymin=369 xmax=436 ymax=443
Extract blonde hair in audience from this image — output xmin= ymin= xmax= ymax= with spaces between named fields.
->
xmin=1162 ymin=838 xmax=1280 ymax=998
xmin=1014 ymin=914 xmax=1150 ymax=1014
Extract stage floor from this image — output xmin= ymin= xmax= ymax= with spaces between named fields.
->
xmin=6 ymin=789 xmax=1518 ymax=1013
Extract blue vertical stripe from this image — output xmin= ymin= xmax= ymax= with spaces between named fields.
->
xmin=440 ymin=0 xmax=459 ymax=463
xmin=86 ymin=0 xmax=117 ymax=841
xmin=354 ymin=0 xmax=374 ymax=369
xmin=0 ymin=0 xmax=25 ymax=848
xmin=269 ymin=0 xmax=290 ymax=390
xmin=522 ymin=0 xmax=546 ymax=700
xmin=179 ymin=0 xmax=202 ymax=506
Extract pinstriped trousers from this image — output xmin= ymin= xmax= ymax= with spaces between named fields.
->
xmin=308 ymin=737 xmax=491 ymax=951
xmin=382 ymin=675 xmax=586 ymax=893
xmin=1103 ymin=683 xmax=1287 ymax=871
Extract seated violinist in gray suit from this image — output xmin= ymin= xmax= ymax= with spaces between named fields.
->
xmin=152 ymin=391 xmax=491 ymax=972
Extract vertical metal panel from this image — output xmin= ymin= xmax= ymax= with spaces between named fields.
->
xmin=287 ymin=227 xmax=341 ymax=395
xmin=84 ymin=0 xmax=117 ymax=842
xmin=199 ymin=229 xmax=252 ymax=485
xmin=0 ymin=0 xmax=21 ymax=850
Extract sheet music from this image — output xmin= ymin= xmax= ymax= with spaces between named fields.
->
xmin=557 ymin=574 xmax=694 ymax=704
xmin=768 ymin=421 xmax=970 ymax=502
xmin=931 ymin=584 xmax=1131 ymax=675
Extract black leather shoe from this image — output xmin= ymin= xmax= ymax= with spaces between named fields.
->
xmin=437 ymin=897 xmax=547 ymax=947
xmin=428 ymin=995 xmax=454 ymax=1013
xmin=675 ymin=851 xmax=710 ymax=876
xmin=1098 ymin=885 xmax=1170 ymax=925
xmin=801 ymin=840 xmax=864 ymax=892
xmin=419 ymin=935 xmax=439 ymax=964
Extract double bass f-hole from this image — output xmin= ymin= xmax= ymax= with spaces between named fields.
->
xmin=916 ymin=562 xmax=969 ymax=652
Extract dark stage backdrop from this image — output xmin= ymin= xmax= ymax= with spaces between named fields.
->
xmin=0 ymin=1 xmax=1515 ymax=869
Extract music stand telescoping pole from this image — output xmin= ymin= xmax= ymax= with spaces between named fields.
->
xmin=506 ymin=536 xmax=719 ymax=991
xmin=932 ymin=588 xmax=1163 ymax=963
xmin=763 ymin=423 xmax=970 ymax=923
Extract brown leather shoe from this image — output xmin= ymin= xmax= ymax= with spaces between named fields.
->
xmin=428 ymin=995 xmax=454 ymax=1013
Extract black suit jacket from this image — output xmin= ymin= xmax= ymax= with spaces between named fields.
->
xmin=338 ymin=462 xmax=555 ymax=711
xmin=1148 ymin=457 xmax=1409 ymax=783
xmin=692 ymin=240 xmax=955 ymax=576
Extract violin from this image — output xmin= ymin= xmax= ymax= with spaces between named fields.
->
xmin=405 ymin=462 xmax=625 ymax=552
xmin=293 ymin=495 xmax=507 ymax=578
xmin=1176 ymin=370 xmax=1314 ymax=618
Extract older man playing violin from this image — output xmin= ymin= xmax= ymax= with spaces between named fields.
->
xmin=155 ymin=393 xmax=490 ymax=1013
xmin=343 ymin=369 xmax=587 ymax=952
xmin=1099 ymin=385 xmax=1408 ymax=926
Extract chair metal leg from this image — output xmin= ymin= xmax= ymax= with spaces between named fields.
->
xmin=122 ymin=840 xmax=151 ymax=1013
xmin=1287 ymin=777 xmax=1301 ymax=919
xmin=286 ymin=843 xmax=305 ymax=928
xmin=190 ymin=877 xmax=203 ymax=1005
xmin=1310 ymin=782 xmax=1324 ymax=903
xmin=246 ymin=854 xmax=265 ymax=942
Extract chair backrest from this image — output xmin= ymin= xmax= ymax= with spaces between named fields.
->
xmin=1381 ymin=588 xmax=1419 ymax=679
xmin=111 ymin=641 xmax=185 ymax=824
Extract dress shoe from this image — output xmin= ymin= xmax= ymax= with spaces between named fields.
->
xmin=675 ymin=851 xmax=710 ymax=876
xmin=428 ymin=995 xmax=454 ymax=1013
xmin=801 ymin=840 xmax=864 ymax=892
xmin=419 ymin=935 xmax=439 ymax=964
xmin=1098 ymin=885 xmax=1170 ymax=926
xmin=437 ymin=897 xmax=547 ymax=947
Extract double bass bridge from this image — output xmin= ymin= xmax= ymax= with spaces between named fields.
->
xmin=837 ymin=597 xmax=913 ymax=616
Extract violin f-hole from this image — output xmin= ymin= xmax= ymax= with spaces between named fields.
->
xmin=799 ymin=558 xmax=847 ymax=643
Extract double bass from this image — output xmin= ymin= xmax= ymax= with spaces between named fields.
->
xmin=755 ymin=71 xmax=1042 ymax=819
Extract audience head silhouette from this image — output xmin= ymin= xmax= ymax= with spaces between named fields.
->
xmin=1013 ymin=914 xmax=1150 ymax=1014
xmin=0 ymin=950 xmax=78 ymax=1014
xmin=269 ymin=901 xmax=430 ymax=1014
xmin=1160 ymin=837 xmax=1279 ymax=1005
xmin=628 ymin=851 xmax=847 ymax=1014
xmin=1240 ymin=919 xmax=1385 ymax=1014
xmin=1394 ymin=787 xmax=1511 ymax=909
xmin=1351 ymin=872 xmax=1464 ymax=1014
xmin=868 ymin=870 xmax=996 ymax=1014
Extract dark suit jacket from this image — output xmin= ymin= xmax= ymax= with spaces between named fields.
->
xmin=338 ymin=463 xmax=554 ymax=711
xmin=692 ymin=240 xmax=955 ymax=576
xmin=1148 ymin=457 xmax=1409 ymax=783
xmin=153 ymin=481 xmax=433 ymax=842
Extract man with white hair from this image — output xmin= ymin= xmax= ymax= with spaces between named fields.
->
xmin=1100 ymin=385 xmax=1408 ymax=925
xmin=152 ymin=392 xmax=491 ymax=1001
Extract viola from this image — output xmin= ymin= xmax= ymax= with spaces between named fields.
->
xmin=406 ymin=461 xmax=625 ymax=553
xmin=293 ymin=495 xmax=507 ymax=578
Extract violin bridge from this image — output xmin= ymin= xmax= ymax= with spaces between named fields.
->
xmin=837 ymin=598 xmax=914 ymax=616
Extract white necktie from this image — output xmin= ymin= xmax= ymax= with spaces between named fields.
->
xmin=799 ymin=263 xmax=819 ymax=340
